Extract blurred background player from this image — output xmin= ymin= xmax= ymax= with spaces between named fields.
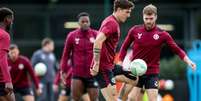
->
xmin=54 ymin=68 xmax=71 ymax=101
xmin=31 ymin=38 xmax=57 ymax=101
xmin=60 ymin=12 xmax=98 ymax=101
xmin=90 ymin=0 xmax=134 ymax=100
xmin=54 ymin=68 xmax=90 ymax=101
xmin=119 ymin=4 xmax=196 ymax=101
xmin=8 ymin=44 xmax=41 ymax=101
xmin=0 ymin=7 xmax=15 ymax=101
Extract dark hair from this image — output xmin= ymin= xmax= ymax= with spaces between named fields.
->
xmin=0 ymin=7 xmax=13 ymax=22
xmin=77 ymin=12 xmax=90 ymax=20
xmin=9 ymin=44 xmax=18 ymax=50
xmin=114 ymin=0 xmax=134 ymax=12
xmin=42 ymin=38 xmax=53 ymax=47
xmin=143 ymin=4 xmax=157 ymax=15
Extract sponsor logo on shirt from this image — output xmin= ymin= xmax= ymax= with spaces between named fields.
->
xmin=153 ymin=34 xmax=159 ymax=40
xmin=18 ymin=64 xmax=24 ymax=70
xmin=75 ymin=38 xmax=80 ymax=44
xmin=137 ymin=33 xmax=142 ymax=39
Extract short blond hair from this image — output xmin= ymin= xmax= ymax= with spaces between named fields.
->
xmin=143 ymin=4 xmax=157 ymax=15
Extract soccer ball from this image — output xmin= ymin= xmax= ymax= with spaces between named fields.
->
xmin=34 ymin=62 xmax=47 ymax=76
xmin=130 ymin=59 xmax=147 ymax=76
xmin=165 ymin=80 xmax=174 ymax=90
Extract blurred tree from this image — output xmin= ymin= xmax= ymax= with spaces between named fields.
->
xmin=160 ymin=55 xmax=187 ymax=79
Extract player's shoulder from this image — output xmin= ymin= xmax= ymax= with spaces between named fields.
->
xmin=33 ymin=49 xmax=42 ymax=56
xmin=102 ymin=15 xmax=118 ymax=26
xmin=90 ymin=28 xmax=98 ymax=35
xmin=130 ymin=24 xmax=144 ymax=31
xmin=156 ymin=26 xmax=170 ymax=35
xmin=19 ymin=55 xmax=30 ymax=62
xmin=156 ymin=26 xmax=166 ymax=33
xmin=0 ymin=29 xmax=9 ymax=38
xmin=67 ymin=29 xmax=80 ymax=37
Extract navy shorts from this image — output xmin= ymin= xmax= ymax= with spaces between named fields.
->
xmin=14 ymin=87 xmax=33 ymax=96
xmin=60 ymin=87 xmax=71 ymax=96
xmin=0 ymin=83 xmax=8 ymax=96
xmin=94 ymin=69 xmax=115 ymax=88
xmin=136 ymin=74 xmax=159 ymax=89
xmin=113 ymin=64 xmax=137 ymax=80
xmin=72 ymin=76 xmax=98 ymax=89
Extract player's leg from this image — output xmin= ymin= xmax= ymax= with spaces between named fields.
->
xmin=118 ymin=83 xmax=133 ymax=101
xmin=0 ymin=83 xmax=15 ymax=101
xmin=47 ymin=82 xmax=54 ymax=101
xmin=71 ymin=77 xmax=85 ymax=101
xmin=37 ymin=83 xmax=47 ymax=101
xmin=19 ymin=88 xmax=35 ymax=101
xmin=81 ymin=93 xmax=90 ymax=101
xmin=127 ymin=75 xmax=145 ymax=101
xmin=58 ymin=87 xmax=71 ymax=101
xmin=127 ymin=87 xmax=144 ymax=101
xmin=23 ymin=95 xmax=34 ymax=101
xmin=95 ymin=70 xmax=117 ymax=101
xmin=86 ymin=78 xmax=98 ymax=101
xmin=101 ymin=84 xmax=117 ymax=101
xmin=145 ymin=74 xmax=159 ymax=101
xmin=113 ymin=64 xmax=138 ymax=85
xmin=146 ymin=89 xmax=158 ymax=101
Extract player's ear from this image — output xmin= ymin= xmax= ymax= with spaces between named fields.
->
xmin=155 ymin=14 xmax=158 ymax=20
xmin=4 ymin=15 xmax=12 ymax=24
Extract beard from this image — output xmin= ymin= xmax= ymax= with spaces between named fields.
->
xmin=145 ymin=23 xmax=154 ymax=30
xmin=81 ymin=26 xmax=89 ymax=31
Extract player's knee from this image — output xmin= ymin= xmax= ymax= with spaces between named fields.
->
xmin=128 ymin=94 xmax=136 ymax=101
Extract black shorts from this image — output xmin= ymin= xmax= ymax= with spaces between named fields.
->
xmin=113 ymin=64 xmax=137 ymax=80
xmin=136 ymin=74 xmax=159 ymax=89
xmin=72 ymin=76 xmax=98 ymax=88
xmin=0 ymin=83 xmax=8 ymax=96
xmin=14 ymin=87 xmax=33 ymax=96
xmin=94 ymin=69 xmax=115 ymax=88
xmin=60 ymin=87 xmax=71 ymax=96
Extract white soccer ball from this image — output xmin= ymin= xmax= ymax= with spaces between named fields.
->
xmin=165 ymin=80 xmax=174 ymax=90
xmin=130 ymin=59 xmax=147 ymax=76
xmin=34 ymin=62 xmax=47 ymax=76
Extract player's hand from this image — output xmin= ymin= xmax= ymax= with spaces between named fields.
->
xmin=189 ymin=61 xmax=196 ymax=71
xmin=5 ymin=82 xmax=13 ymax=95
xmin=90 ymin=62 xmax=99 ymax=76
xmin=53 ymin=84 xmax=59 ymax=93
xmin=116 ymin=61 xmax=123 ymax=66
xmin=36 ymin=88 xmax=42 ymax=96
xmin=60 ymin=71 xmax=67 ymax=85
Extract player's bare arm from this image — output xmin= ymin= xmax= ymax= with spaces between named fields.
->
xmin=183 ymin=56 xmax=196 ymax=71
xmin=90 ymin=32 xmax=107 ymax=76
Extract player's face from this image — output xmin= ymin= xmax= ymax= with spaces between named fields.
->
xmin=78 ymin=16 xmax=90 ymax=31
xmin=143 ymin=14 xmax=157 ymax=30
xmin=118 ymin=8 xmax=132 ymax=23
xmin=9 ymin=48 xmax=19 ymax=61
xmin=48 ymin=42 xmax=54 ymax=52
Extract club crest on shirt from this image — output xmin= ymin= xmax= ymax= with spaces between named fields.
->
xmin=18 ymin=64 xmax=24 ymax=70
xmin=137 ymin=33 xmax=142 ymax=39
xmin=153 ymin=34 xmax=159 ymax=40
xmin=75 ymin=38 xmax=80 ymax=44
xmin=89 ymin=37 xmax=95 ymax=43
